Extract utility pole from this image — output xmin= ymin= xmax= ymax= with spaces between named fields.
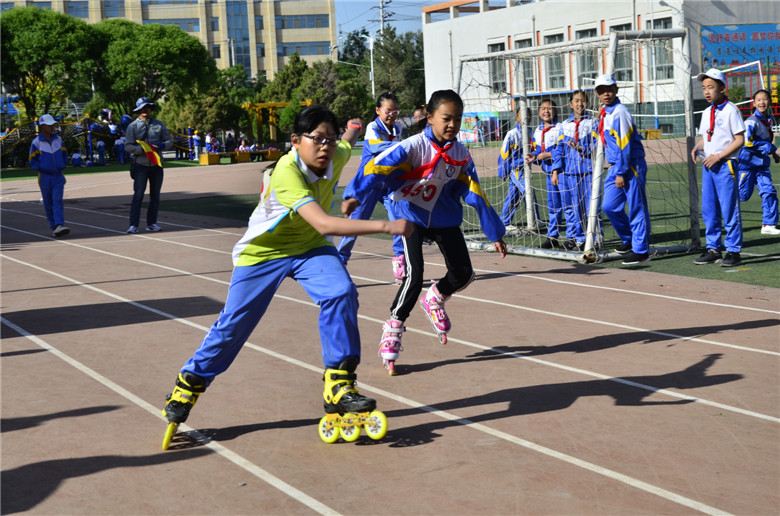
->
xmin=373 ymin=0 xmax=393 ymax=35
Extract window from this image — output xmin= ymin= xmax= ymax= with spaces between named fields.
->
xmin=488 ymin=42 xmax=506 ymax=94
xmin=544 ymin=33 xmax=565 ymax=89
xmin=226 ymin=1 xmax=250 ymax=75
xmin=211 ymin=17 xmax=219 ymax=31
xmin=104 ymin=1 xmax=124 ymax=18
xmin=32 ymin=2 xmax=52 ymax=9
xmin=144 ymin=19 xmax=200 ymax=32
xmin=648 ymin=17 xmax=674 ymax=80
xmin=255 ymin=16 xmax=263 ymax=30
xmin=257 ymin=43 xmax=265 ymax=57
xmin=275 ymin=14 xmax=329 ymax=30
xmin=142 ymin=0 xmax=197 ymax=5
xmin=611 ymin=23 xmax=633 ymax=82
xmin=575 ymin=28 xmax=598 ymax=87
xmin=212 ymin=45 xmax=221 ymax=59
xmin=67 ymin=1 xmax=88 ymax=18
xmin=277 ymin=41 xmax=330 ymax=56
xmin=514 ymin=38 xmax=536 ymax=92
xmin=1 ymin=3 xmax=15 ymax=12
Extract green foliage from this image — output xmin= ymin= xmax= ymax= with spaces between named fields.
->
xmin=332 ymin=28 xmax=425 ymax=117
xmin=729 ymin=85 xmax=746 ymax=103
xmin=330 ymin=77 xmax=374 ymax=123
xmin=260 ymin=53 xmax=309 ymax=102
xmin=91 ymin=19 xmax=217 ymax=115
xmin=373 ymin=29 xmax=426 ymax=113
xmin=278 ymin=90 xmax=302 ymax=134
xmin=0 ymin=7 xmax=105 ymax=119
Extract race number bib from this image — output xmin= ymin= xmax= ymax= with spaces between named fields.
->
xmin=391 ymin=178 xmax=446 ymax=211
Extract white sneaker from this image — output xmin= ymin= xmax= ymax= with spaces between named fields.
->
xmin=52 ymin=225 xmax=70 ymax=237
xmin=146 ymin=224 xmax=162 ymax=232
xmin=126 ymin=225 xmax=139 ymax=234
xmin=760 ymin=225 xmax=780 ymax=235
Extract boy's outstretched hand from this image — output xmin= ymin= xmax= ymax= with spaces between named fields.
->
xmin=387 ymin=219 xmax=414 ymax=238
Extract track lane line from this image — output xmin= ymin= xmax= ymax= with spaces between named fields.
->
xmin=0 ymin=316 xmax=342 ymax=516
xmin=0 ymin=258 xmax=737 ymax=515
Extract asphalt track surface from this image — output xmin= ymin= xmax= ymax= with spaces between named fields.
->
xmin=2 ymin=162 xmax=778 ymax=515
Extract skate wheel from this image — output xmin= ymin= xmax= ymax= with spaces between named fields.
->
xmin=387 ymin=360 xmax=395 ymax=376
xmin=364 ymin=410 xmax=388 ymax=440
xmin=162 ymin=422 xmax=179 ymax=450
xmin=340 ymin=416 xmax=361 ymax=442
xmin=439 ymin=333 xmax=448 ymax=345
xmin=318 ymin=415 xmax=340 ymax=444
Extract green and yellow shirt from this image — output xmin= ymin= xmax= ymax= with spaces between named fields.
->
xmin=232 ymin=140 xmax=351 ymax=266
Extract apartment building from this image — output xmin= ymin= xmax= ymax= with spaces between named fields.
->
xmin=0 ymin=0 xmax=337 ymax=80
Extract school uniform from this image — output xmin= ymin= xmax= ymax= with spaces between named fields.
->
xmin=530 ymin=121 xmax=572 ymax=240
xmin=338 ymin=118 xmax=404 ymax=263
xmin=354 ymin=126 xmax=504 ymax=322
xmin=498 ymin=123 xmax=539 ymax=226
xmin=182 ymin=141 xmax=360 ymax=382
xmin=699 ymin=98 xmax=746 ymax=252
xmin=29 ymin=133 xmax=68 ymax=230
xmin=737 ymin=110 xmax=777 ymax=226
xmin=599 ymin=98 xmax=650 ymax=254
xmin=553 ymin=114 xmax=598 ymax=245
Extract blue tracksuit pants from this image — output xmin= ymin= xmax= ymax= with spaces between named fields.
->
xmin=38 ymin=173 xmax=66 ymax=230
xmin=738 ymin=163 xmax=778 ymax=226
xmin=562 ymin=172 xmax=594 ymax=244
xmin=702 ymin=160 xmax=742 ymax=252
xmin=181 ymin=246 xmax=361 ymax=385
xmin=602 ymin=160 xmax=650 ymax=254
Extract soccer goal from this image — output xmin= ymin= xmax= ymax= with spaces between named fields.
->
xmin=456 ymin=28 xmax=701 ymax=263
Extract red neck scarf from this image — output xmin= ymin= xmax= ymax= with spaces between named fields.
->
xmin=756 ymin=110 xmax=773 ymax=129
xmin=399 ymin=138 xmax=468 ymax=181
xmin=707 ymin=97 xmax=729 ymax=142
xmin=598 ymin=108 xmax=607 ymax=145
xmin=540 ymin=125 xmax=553 ymax=152
xmin=573 ymin=117 xmax=583 ymax=145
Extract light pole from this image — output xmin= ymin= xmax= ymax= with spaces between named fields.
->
xmin=363 ymin=34 xmax=375 ymax=99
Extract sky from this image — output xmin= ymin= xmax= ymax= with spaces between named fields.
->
xmin=333 ymin=0 xmax=442 ymax=38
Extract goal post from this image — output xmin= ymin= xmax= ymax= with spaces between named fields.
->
xmin=456 ymin=28 xmax=701 ymax=263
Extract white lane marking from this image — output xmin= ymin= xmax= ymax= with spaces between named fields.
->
xmin=0 ymin=254 xmax=768 ymax=514
xmin=350 ymin=250 xmax=780 ymax=315
xmin=0 ymin=317 xmax=342 ymax=516
xmin=4 ymin=204 xmax=778 ymax=315
xmin=2 ymin=228 xmax=778 ymax=415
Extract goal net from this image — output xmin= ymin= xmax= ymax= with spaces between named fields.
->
xmin=456 ymin=29 xmax=701 ymax=263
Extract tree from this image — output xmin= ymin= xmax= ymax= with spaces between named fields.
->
xmin=260 ymin=53 xmax=309 ymax=102
xmin=0 ymin=7 xmax=104 ymax=120
xmin=340 ymin=29 xmax=369 ymax=64
xmin=373 ymin=28 xmax=426 ymax=113
xmin=91 ymin=19 xmax=217 ymax=116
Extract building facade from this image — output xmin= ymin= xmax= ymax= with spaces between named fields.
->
xmin=0 ymin=0 xmax=337 ymax=80
xmin=421 ymin=0 xmax=779 ymax=134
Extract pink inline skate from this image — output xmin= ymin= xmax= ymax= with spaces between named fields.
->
xmin=391 ymin=254 xmax=406 ymax=285
xmin=378 ymin=318 xmax=405 ymax=375
xmin=419 ymin=282 xmax=451 ymax=344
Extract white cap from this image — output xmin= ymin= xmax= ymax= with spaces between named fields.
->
xmin=696 ymin=68 xmax=726 ymax=84
xmin=594 ymin=74 xmax=617 ymax=88
xmin=38 ymin=114 xmax=56 ymax=126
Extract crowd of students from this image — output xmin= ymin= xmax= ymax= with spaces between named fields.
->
xmin=498 ymin=70 xmax=779 ymax=268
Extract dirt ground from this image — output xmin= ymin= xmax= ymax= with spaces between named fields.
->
xmin=1 ymin=162 xmax=778 ymax=515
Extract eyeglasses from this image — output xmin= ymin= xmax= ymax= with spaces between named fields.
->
xmin=379 ymin=108 xmax=400 ymax=117
xmin=301 ymin=134 xmax=341 ymax=147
